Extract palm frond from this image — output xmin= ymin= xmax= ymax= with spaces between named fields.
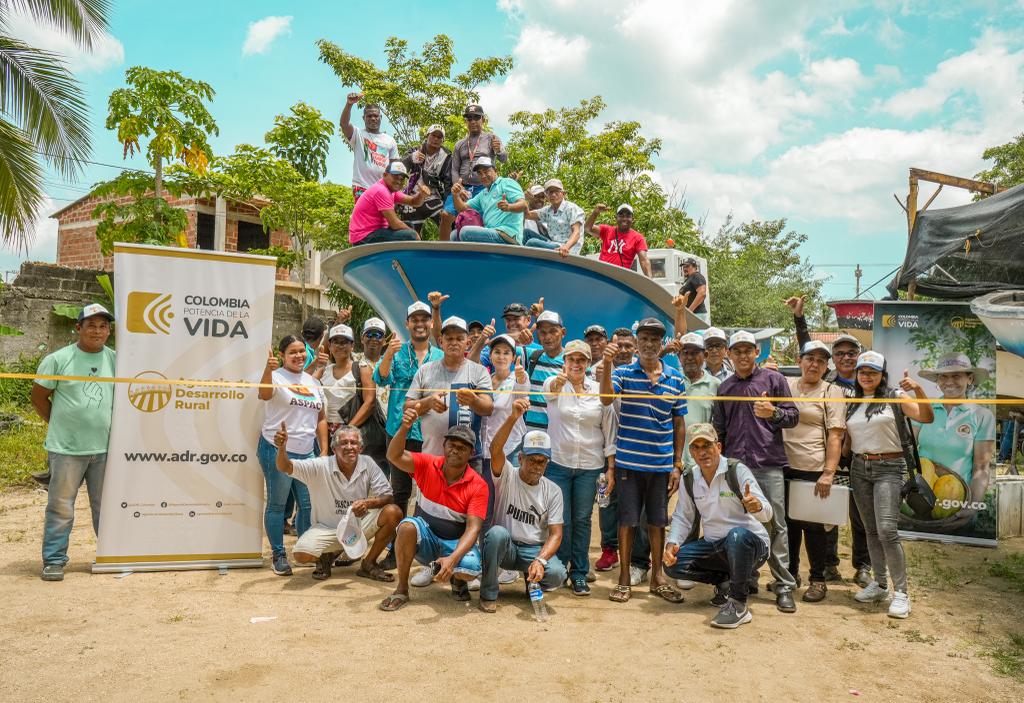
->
xmin=0 ymin=117 xmax=45 ymax=250
xmin=0 ymin=36 xmax=90 ymax=178
xmin=0 ymin=0 xmax=111 ymax=50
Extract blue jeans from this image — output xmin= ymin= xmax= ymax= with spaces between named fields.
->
xmin=443 ymin=185 xmax=485 ymax=215
xmin=455 ymin=226 xmax=519 ymax=244
xmin=522 ymin=230 xmax=559 ymax=249
xmin=354 ymin=227 xmax=417 ymax=245
xmin=257 ymin=436 xmax=312 ymax=558
xmin=402 ymin=516 xmax=482 ymax=576
xmin=42 ymin=452 xmax=106 ymax=566
xmin=544 ymin=462 xmax=601 ymax=580
xmin=480 ymin=525 xmax=566 ymax=601
xmin=851 ymin=456 xmax=908 ymax=593
xmin=664 ymin=527 xmax=769 ymax=602
xmin=999 ymin=420 xmax=1017 ymax=462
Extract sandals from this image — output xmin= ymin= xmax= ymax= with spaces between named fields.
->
xmin=356 ymin=562 xmax=395 ymax=582
xmin=651 ymin=583 xmax=685 ymax=603
xmin=378 ymin=593 xmax=409 ymax=611
xmin=609 ymin=584 xmax=631 ymax=603
xmin=312 ymin=552 xmax=335 ymax=581
xmin=450 ymin=578 xmax=471 ymax=601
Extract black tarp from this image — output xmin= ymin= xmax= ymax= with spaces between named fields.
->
xmin=887 ymin=183 xmax=1024 ymax=299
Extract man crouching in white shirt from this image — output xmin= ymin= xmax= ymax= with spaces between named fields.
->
xmin=478 ymin=398 xmax=567 ymax=613
xmin=663 ymin=423 xmax=772 ymax=629
xmin=275 ymin=423 xmax=402 ymax=582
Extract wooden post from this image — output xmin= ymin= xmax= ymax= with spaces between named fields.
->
xmin=906 ymin=171 xmax=919 ymax=299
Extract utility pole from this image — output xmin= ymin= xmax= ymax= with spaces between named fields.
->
xmin=854 ymin=264 xmax=863 ymax=298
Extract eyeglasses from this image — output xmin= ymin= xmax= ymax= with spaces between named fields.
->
xmin=705 ymin=342 xmax=726 ymax=350
xmin=833 ymin=350 xmax=859 ymax=358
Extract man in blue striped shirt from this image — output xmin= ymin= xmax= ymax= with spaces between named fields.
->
xmin=525 ymin=310 xmax=565 ymax=431
xmin=601 ymin=317 xmax=687 ymax=604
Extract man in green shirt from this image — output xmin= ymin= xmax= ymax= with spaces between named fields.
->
xmin=30 ymin=303 xmax=116 ymax=581
xmin=451 ymin=157 xmax=527 ymax=245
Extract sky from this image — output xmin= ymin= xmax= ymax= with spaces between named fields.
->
xmin=4 ymin=0 xmax=1024 ymax=304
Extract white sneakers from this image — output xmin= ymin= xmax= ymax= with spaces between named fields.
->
xmin=676 ymin=579 xmax=696 ymax=590
xmin=467 ymin=578 xmax=481 ymax=591
xmin=410 ymin=563 xmax=435 ymax=587
xmin=629 ymin=565 xmax=649 ymax=586
xmin=888 ymin=591 xmax=911 ymax=619
xmin=854 ymin=580 xmax=890 ymax=603
xmin=498 ymin=569 xmax=519 ymax=585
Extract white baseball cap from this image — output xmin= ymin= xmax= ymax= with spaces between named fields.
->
xmin=407 ymin=301 xmax=431 ymax=318
xmin=799 ymin=340 xmax=831 ymax=358
xmin=425 ymin=123 xmax=445 ymax=137
xmin=527 ymin=184 xmax=545 ymax=196
xmin=543 ymin=178 xmax=564 ymax=191
xmin=616 ymin=203 xmax=633 ymax=214
xmin=831 ymin=333 xmax=862 ymax=351
xmin=489 ymin=333 xmax=516 ymax=351
xmin=855 ymin=350 xmax=886 ymax=372
xmin=679 ymin=332 xmax=705 ymax=350
xmin=536 ymin=310 xmax=563 ymax=327
xmin=78 ymin=302 xmax=114 ymax=323
xmin=471 ymin=156 xmax=494 ymax=171
xmin=728 ymin=330 xmax=757 ymax=349
xmin=441 ymin=316 xmax=468 ymax=333
xmin=522 ymin=430 xmax=552 ymax=458
xmin=703 ymin=326 xmax=727 ymax=343
xmin=328 ymin=324 xmax=354 ymax=341
xmin=385 ymin=161 xmax=409 ymax=176
xmin=362 ymin=317 xmax=386 ymax=334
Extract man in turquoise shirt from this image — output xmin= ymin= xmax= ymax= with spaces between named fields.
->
xmin=451 ymin=156 xmax=527 ymax=244
xmin=30 ymin=303 xmax=116 ymax=582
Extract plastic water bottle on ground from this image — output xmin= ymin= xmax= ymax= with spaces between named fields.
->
xmin=596 ymin=473 xmax=610 ymax=508
xmin=528 ymin=581 xmax=548 ymax=622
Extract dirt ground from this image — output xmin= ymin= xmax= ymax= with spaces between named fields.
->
xmin=1 ymin=487 xmax=1022 ymax=702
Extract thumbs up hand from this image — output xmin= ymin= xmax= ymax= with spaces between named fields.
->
xmin=274 ymin=422 xmax=289 ymax=449
xmin=496 ymin=193 xmax=511 ymax=211
xmin=898 ymin=368 xmax=922 ymax=393
xmin=753 ymin=390 xmax=776 ymax=419
xmin=514 ymin=356 xmax=528 ymax=384
xmin=530 ymin=297 xmax=545 ymax=317
xmin=265 ymin=348 xmax=279 ymax=372
xmin=740 ymin=482 xmax=762 ymax=513
xmin=491 ymin=134 xmax=502 ymax=152
xmin=482 ymin=318 xmax=496 ymax=340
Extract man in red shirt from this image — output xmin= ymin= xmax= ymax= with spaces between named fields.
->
xmin=584 ymin=203 xmax=652 ymax=276
xmin=379 ymin=409 xmax=489 ymax=611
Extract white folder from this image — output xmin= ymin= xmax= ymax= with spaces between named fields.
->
xmin=787 ymin=480 xmax=850 ymax=525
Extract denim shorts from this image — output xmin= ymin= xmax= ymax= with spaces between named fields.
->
xmin=402 ymin=516 xmax=482 ymax=576
xmin=616 ymin=469 xmax=670 ymax=527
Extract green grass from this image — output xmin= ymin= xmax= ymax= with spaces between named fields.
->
xmin=0 ymin=355 xmax=41 ymax=408
xmin=983 ymin=633 xmax=1024 ymax=682
xmin=0 ymin=407 xmax=47 ymax=489
xmin=989 ymin=553 xmax=1024 ymax=593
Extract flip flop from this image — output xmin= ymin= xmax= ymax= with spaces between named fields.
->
xmin=378 ymin=593 xmax=409 ymax=611
xmin=609 ymin=584 xmax=631 ymax=603
xmin=650 ymin=583 xmax=685 ymax=603
xmin=357 ymin=563 xmax=395 ymax=582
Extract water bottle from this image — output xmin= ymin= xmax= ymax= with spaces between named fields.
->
xmin=528 ymin=581 xmax=548 ymax=622
xmin=596 ymin=473 xmax=611 ymax=508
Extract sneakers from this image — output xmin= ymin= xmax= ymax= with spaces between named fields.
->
xmin=711 ymin=597 xmax=752 ymax=629
xmin=41 ymin=564 xmax=64 ymax=581
xmin=595 ymin=547 xmax=619 ymax=571
xmin=676 ymin=579 xmax=696 ymax=590
xmin=312 ymin=552 xmax=334 ymax=581
xmin=710 ymin=581 xmax=729 ymax=606
xmin=824 ymin=565 xmax=843 ymax=582
xmin=571 ymin=577 xmax=591 ymax=596
xmin=854 ymin=565 xmax=872 ymax=588
xmin=628 ymin=565 xmax=649 ymax=586
xmin=854 ymin=580 xmax=891 ymax=603
xmin=410 ymin=563 xmax=435 ymax=587
xmin=272 ymin=554 xmax=292 ymax=576
xmin=498 ymin=569 xmax=519 ymax=585
xmin=803 ymin=581 xmax=828 ymax=602
xmin=467 ymin=578 xmax=481 ymax=592
xmin=888 ymin=591 xmax=911 ymax=619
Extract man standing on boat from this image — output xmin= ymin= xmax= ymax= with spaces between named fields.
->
xmin=584 ymin=203 xmax=653 ymax=276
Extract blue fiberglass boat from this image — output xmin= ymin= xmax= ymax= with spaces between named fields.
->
xmin=320 ymin=241 xmax=709 ymax=339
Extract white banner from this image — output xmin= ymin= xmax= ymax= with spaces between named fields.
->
xmin=94 ymin=244 xmax=277 ymax=572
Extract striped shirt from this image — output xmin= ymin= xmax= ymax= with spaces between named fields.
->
xmin=410 ymin=452 xmax=489 ymax=541
xmin=525 ymin=349 xmax=564 ymax=430
xmin=611 ymin=360 xmax=688 ymax=473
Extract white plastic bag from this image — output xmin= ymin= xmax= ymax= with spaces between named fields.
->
xmin=336 ymin=508 xmax=368 ymax=559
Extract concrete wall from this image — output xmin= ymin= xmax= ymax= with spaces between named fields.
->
xmin=0 ymin=261 xmax=335 ymax=363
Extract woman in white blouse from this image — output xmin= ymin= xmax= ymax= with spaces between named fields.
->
xmin=543 ymin=339 xmax=617 ymax=596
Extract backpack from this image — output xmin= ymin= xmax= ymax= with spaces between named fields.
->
xmin=338 ymin=360 xmax=388 ymax=452
xmin=680 ymin=458 xmax=744 ymax=545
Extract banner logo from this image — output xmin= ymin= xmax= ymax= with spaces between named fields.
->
xmin=126 ymin=292 xmax=173 ymax=334
xmin=128 ymin=371 xmax=172 ymax=412
xmin=949 ymin=316 xmax=983 ymax=330
xmin=881 ymin=313 xmax=918 ymax=329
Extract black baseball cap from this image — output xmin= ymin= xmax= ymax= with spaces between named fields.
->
xmin=468 ymin=320 xmax=485 ymax=332
xmin=682 ymin=257 xmax=698 ymax=267
xmin=635 ymin=318 xmax=666 ymax=336
xmin=464 ymin=104 xmax=485 ymax=118
xmin=444 ymin=424 xmax=477 ymax=448
xmin=584 ymin=324 xmax=607 ymax=338
xmin=502 ymin=302 xmax=529 ymax=317
xmin=301 ymin=316 xmax=326 ymax=341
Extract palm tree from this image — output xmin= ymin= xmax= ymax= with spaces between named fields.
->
xmin=0 ymin=0 xmax=110 ymax=250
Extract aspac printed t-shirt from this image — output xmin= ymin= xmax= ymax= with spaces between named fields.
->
xmin=348 ymin=125 xmax=399 ymax=189
xmin=348 ymin=180 xmax=403 ymax=244
xmin=261 ymin=368 xmax=325 ymax=455
xmin=406 ymin=359 xmax=493 ymax=455
xmin=491 ymin=466 xmax=563 ymax=545
xmin=290 ymin=454 xmax=392 ymax=528
xmin=597 ymin=224 xmax=648 ymax=269
xmin=36 ymin=343 xmax=116 ymax=455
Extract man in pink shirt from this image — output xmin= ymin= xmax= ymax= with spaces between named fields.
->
xmin=583 ymin=203 xmax=652 ymax=276
xmin=349 ymin=161 xmax=430 ymax=246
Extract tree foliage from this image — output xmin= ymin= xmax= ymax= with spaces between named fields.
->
xmin=974 ymin=133 xmax=1024 ymax=195
xmin=317 ymin=34 xmax=512 ymax=152
xmin=504 ymin=97 xmax=701 ymax=253
xmin=706 ymin=217 xmax=825 ymax=331
xmin=0 ymin=0 xmax=109 ymax=249
xmin=91 ymin=170 xmax=189 ymax=254
xmin=265 ymin=101 xmax=334 ymax=182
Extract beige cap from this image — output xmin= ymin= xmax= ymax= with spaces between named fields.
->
xmin=563 ymin=339 xmax=592 ymax=360
xmin=687 ymin=423 xmax=719 ymax=446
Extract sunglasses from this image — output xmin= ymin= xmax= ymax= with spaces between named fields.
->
xmin=363 ymin=331 xmax=384 ymax=340
xmin=465 ymin=115 xmax=483 ymax=121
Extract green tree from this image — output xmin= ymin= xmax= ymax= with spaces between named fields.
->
xmin=504 ymin=97 xmax=701 ymax=253
xmin=707 ymin=217 xmax=825 ymax=331
xmin=105 ymin=66 xmax=218 ymax=197
xmin=90 ymin=170 xmax=190 ymax=255
xmin=265 ymin=101 xmax=334 ymax=182
xmin=317 ymin=34 xmax=512 ymax=151
xmin=974 ymin=134 xmax=1024 ymax=194
xmin=0 ymin=0 xmax=109 ymax=249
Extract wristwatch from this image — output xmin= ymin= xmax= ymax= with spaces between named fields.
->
xmin=535 ymin=557 xmax=548 ymax=567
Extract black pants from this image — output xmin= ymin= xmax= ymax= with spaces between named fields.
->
xmin=784 ymin=469 xmax=830 ymax=582
xmin=825 ymin=485 xmax=871 ymax=570
xmin=387 ymin=435 xmax=422 ymax=518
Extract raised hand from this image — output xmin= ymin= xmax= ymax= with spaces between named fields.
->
xmin=481 ymin=318 xmax=496 ymax=341
xmin=741 ymin=483 xmax=762 ymax=513
xmin=549 ymin=372 xmax=569 ymax=394
xmin=899 ymin=369 xmax=922 ymax=393
xmin=496 ymin=194 xmax=510 ymax=211
xmin=401 ymin=407 xmax=418 ymax=429
xmin=265 ymin=348 xmax=279 ymax=372
xmin=384 ymin=334 xmax=402 ymax=358
xmin=511 ymin=397 xmax=530 ymax=417
xmin=335 ymin=306 xmax=353 ymax=324
xmin=514 ymin=356 xmax=528 ymax=383
xmin=603 ymin=342 xmax=619 ymax=365
xmin=491 ymin=134 xmax=502 ymax=152
xmin=593 ymin=203 xmax=609 ymax=215
xmin=274 ymin=422 xmax=288 ymax=448
xmin=346 ymin=92 xmax=363 ymax=105
xmin=428 ymin=291 xmax=450 ymax=309
xmin=313 ymin=349 xmax=330 ymax=369
xmin=530 ymin=297 xmax=545 ymax=317
xmin=671 ymin=293 xmax=691 ymax=310
xmin=761 ymin=355 xmax=780 ymax=371
xmin=783 ymin=295 xmax=806 ymax=318
xmin=753 ymin=391 xmax=775 ymax=419
xmin=516 ymin=323 xmax=536 ymax=346
xmin=412 ymin=149 xmax=425 ymax=164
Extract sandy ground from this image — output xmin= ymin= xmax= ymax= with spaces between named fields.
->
xmin=1 ymin=487 xmax=1023 ymax=703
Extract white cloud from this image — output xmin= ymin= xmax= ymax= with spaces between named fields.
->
xmin=242 ymin=16 xmax=292 ymax=57
xmin=28 ymin=195 xmax=59 ymax=262
xmin=822 ymin=17 xmax=853 ymax=36
xmin=3 ymin=9 xmax=123 ymax=73
xmin=877 ymin=17 xmax=905 ymax=49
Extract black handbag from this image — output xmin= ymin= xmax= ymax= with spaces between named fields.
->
xmin=889 ymin=390 xmax=936 ymax=518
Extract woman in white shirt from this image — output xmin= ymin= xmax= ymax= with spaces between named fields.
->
xmin=844 ymin=351 xmax=933 ymax=619
xmin=313 ymin=324 xmax=375 ymax=448
xmin=542 ymin=340 xmax=617 ymax=596
xmin=257 ymin=335 xmax=329 ymax=577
